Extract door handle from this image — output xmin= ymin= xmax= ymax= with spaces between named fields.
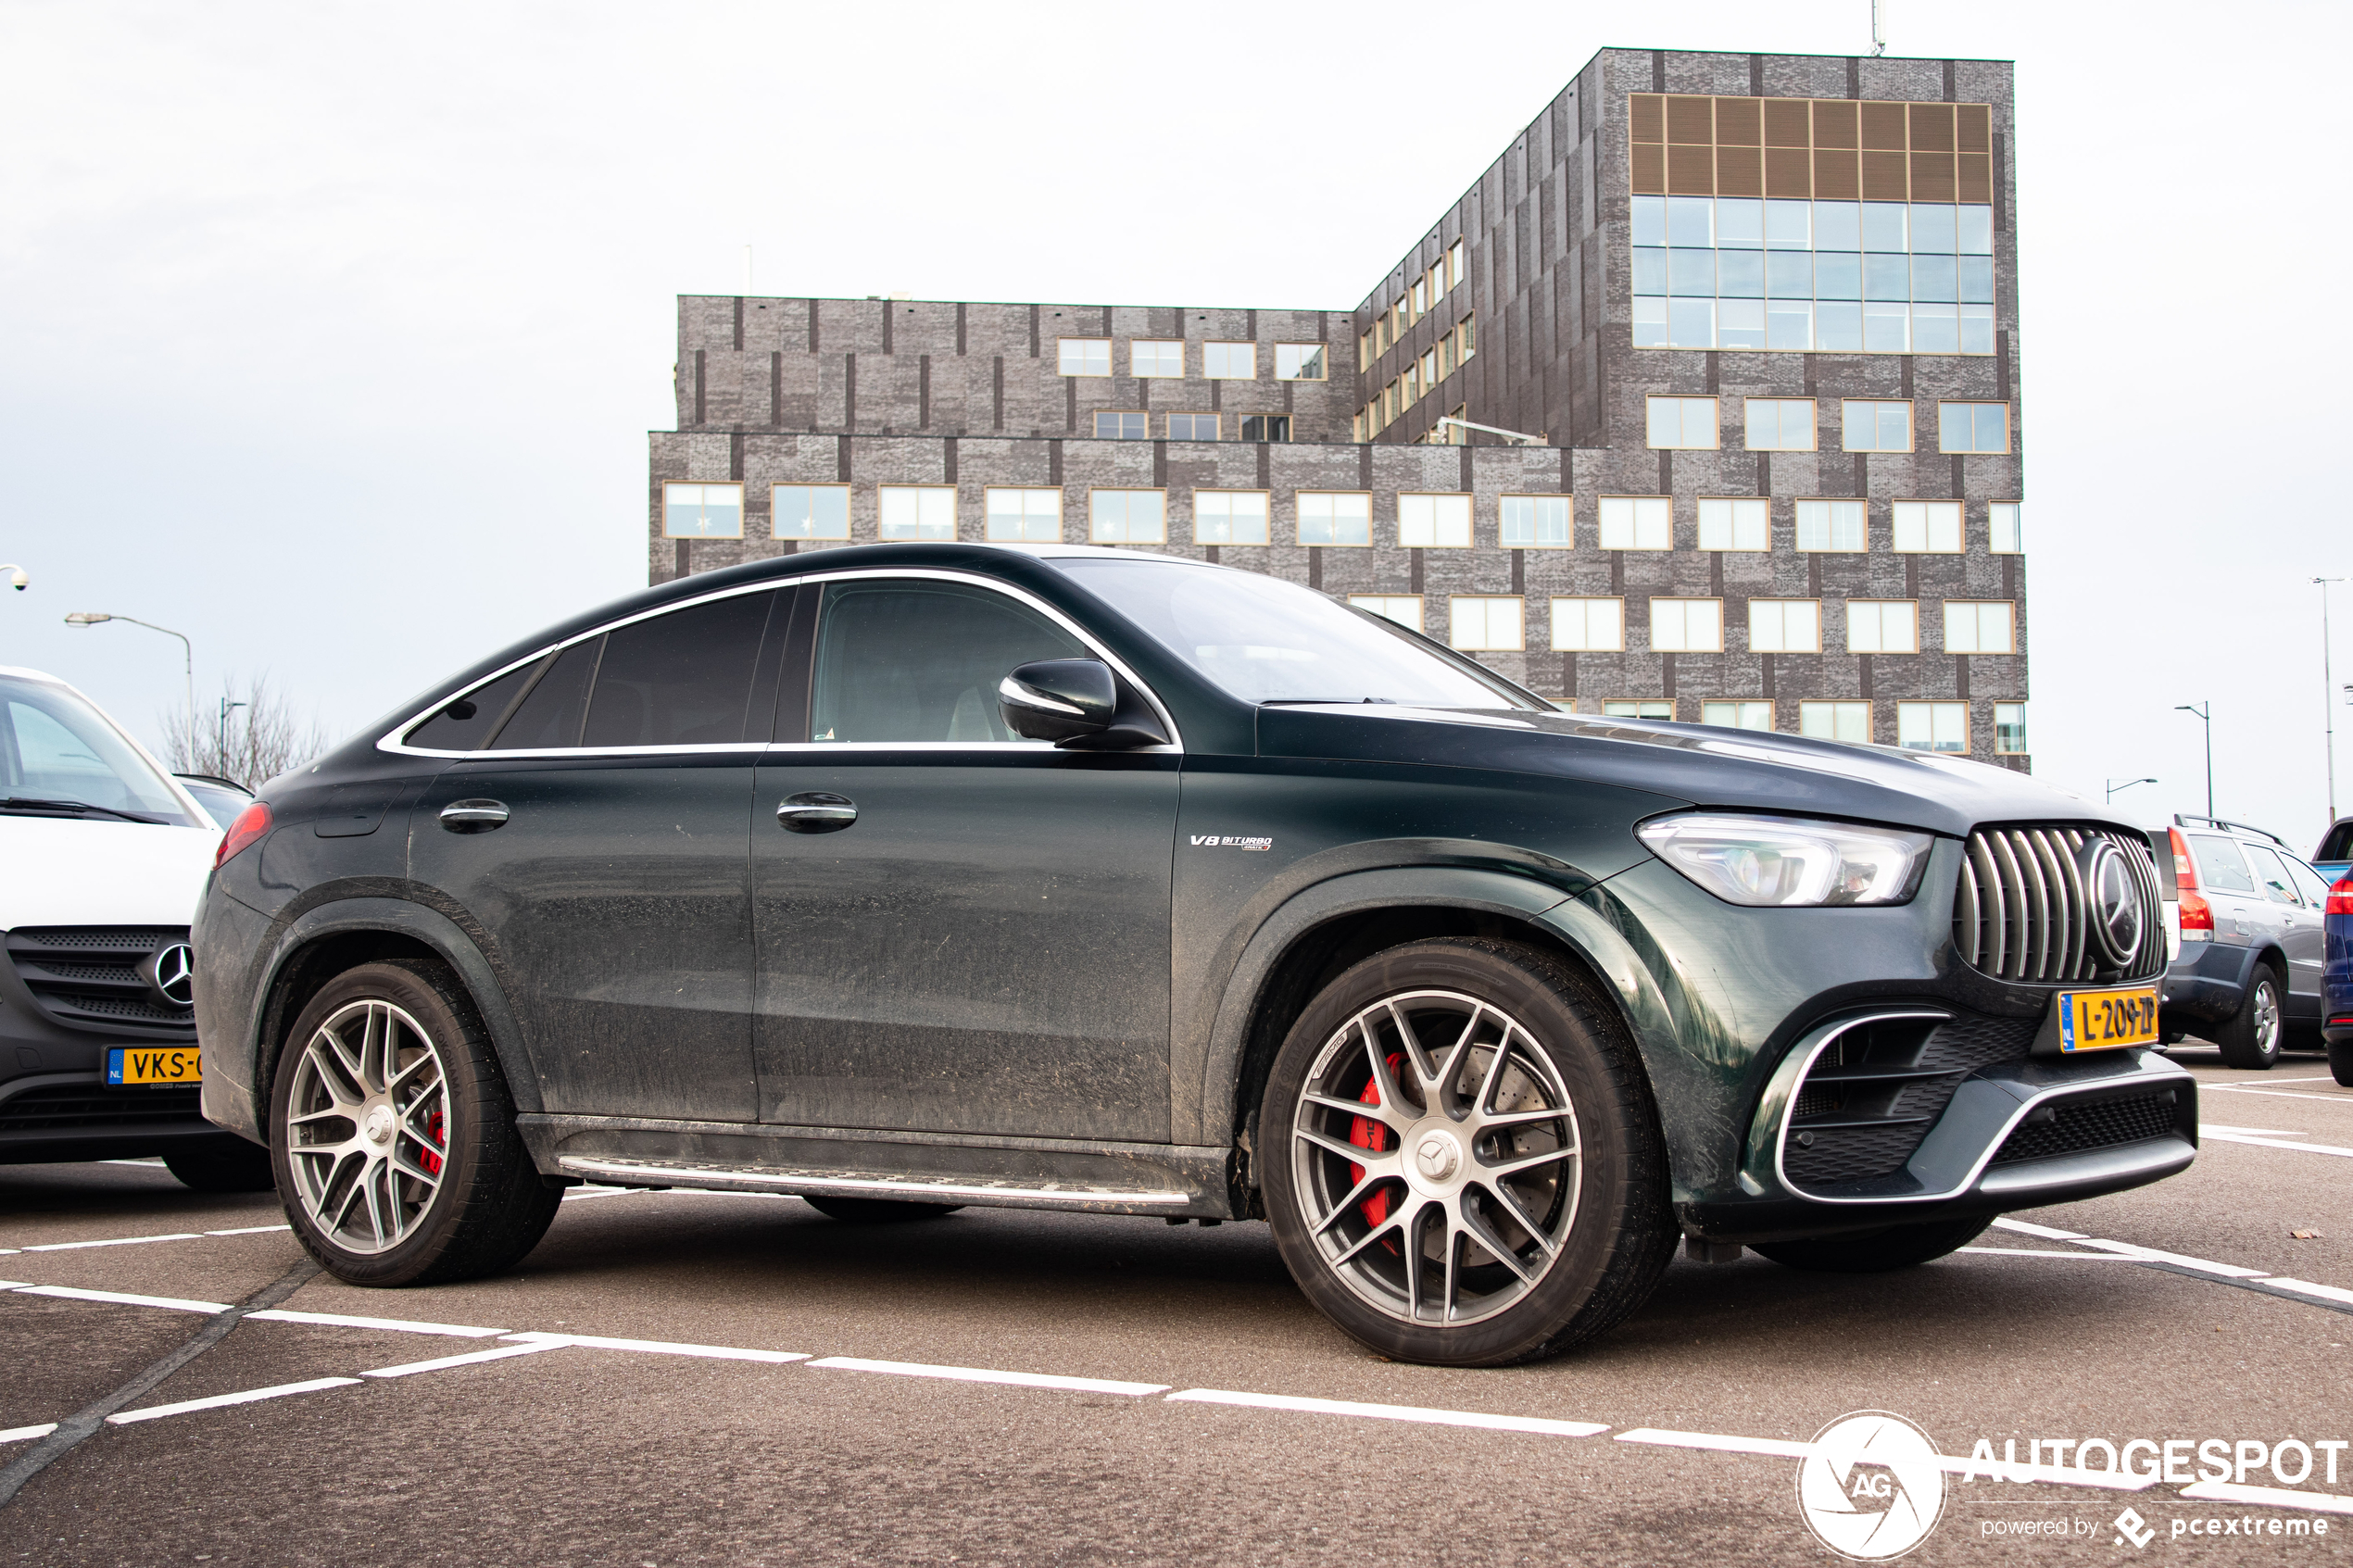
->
xmin=776 ymin=793 xmax=857 ymax=833
xmin=438 ymin=799 xmax=510 ymax=833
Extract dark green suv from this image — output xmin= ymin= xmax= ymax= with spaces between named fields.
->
xmin=195 ymin=544 xmax=2194 ymax=1365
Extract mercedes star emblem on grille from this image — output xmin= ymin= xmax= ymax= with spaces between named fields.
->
xmin=2077 ymin=841 xmax=2144 ymax=967
xmin=144 ymin=942 xmax=196 ymax=1008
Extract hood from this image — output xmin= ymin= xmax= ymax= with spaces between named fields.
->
xmin=0 ymin=816 xmax=221 ymax=931
xmin=1257 ymin=706 xmax=2120 ymax=840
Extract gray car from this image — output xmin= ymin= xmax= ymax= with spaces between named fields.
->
xmin=2160 ymin=815 xmax=2332 ymax=1069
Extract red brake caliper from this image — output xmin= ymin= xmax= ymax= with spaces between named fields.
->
xmin=1347 ymin=1053 xmax=1404 ymax=1227
xmin=420 ymin=1107 xmax=446 ymax=1175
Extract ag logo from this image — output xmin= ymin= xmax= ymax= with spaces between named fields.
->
xmin=1795 ymin=1411 xmax=1946 ymax=1561
xmin=143 ymin=942 xmax=195 ymax=1008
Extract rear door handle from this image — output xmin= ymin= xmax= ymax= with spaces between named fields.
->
xmin=439 ymin=799 xmax=510 ymax=833
xmin=776 ymin=793 xmax=857 ymax=833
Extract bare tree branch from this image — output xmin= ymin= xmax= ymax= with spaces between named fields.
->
xmin=161 ymin=674 xmax=333 ymax=790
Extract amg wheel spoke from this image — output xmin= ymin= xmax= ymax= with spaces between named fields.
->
xmin=1439 ymin=1208 xmax=1463 ymax=1323
xmin=360 ymin=1159 xmax=390 ymax=1248
xmin=1398 ymin=1199 xmax=1428 ymax=1319
xmin=1297 ymin=1124 xmax=1401 ymax=1171
xmin=1329 ymin=1213 xmax=1405 ymax=1270
xmin=1480 ymin=1142 xmax=1579 ymax=1181
xmin=391 ymin=1147 xmax=442 ymax=1187
xmin=1434 ymin=1006 xmax=1484 ymax=1112
xmin=1473 ymin=1024 xmax=1518 ymax=1112
xmin=1386 ymin=1001 xmax=1437 ymax=1091
xmin=309 ymin=1039 xmax=365 ymax=1108
xmin=1314 ymin=1171 xmax=1389 ymax=1236
xmin=1360 ymin=1030 xmax=1410 ymax=1115
xmin=1471 ymin=1106 xmax=1573 ymax=1136
xmin=1479 ymin=1177 xmax=1560 ymax=1259
xmin=1302 ymin=1089 xmax=1408 ymax=1137
xmin=387 ymin=1048 xmax=440 ymax=1098
xmin=1459 ymin=1199 xmax=1537 ymax=1286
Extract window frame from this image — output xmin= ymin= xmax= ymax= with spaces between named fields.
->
xmin=1598 ymin=495 xmax=1674 ymax=552
xmin=980 ymin=485 xmax=1063 ymax=544
xmin=1238 ymin=414 xmax=1291 ymax=443
xmin=1743 ymin=397 xmax=1818 ymax=452
xmin=1347 ymin=594 xmax=1425 ymax=633
xmin=1275 ymin=344 xmax=1328 ymax=382
xmin=1397 ymin=492 xmax=1474 ymax=549
xmin=1501 ymin=494 xmax=1573 ymax=549
xmin=1164 ymin=412 xmax=1220 ymax=442
xmin=1192 ymin=488 xmax=1271 ymax=546
xmin=1794 ymin=497 xmax=1869 ymax=554
xmin=1938 ymin=400 xmax=2012 ymax=455
xmin=1129 ymin=339 xmax=1185 ymax=379
xmin=1548 ymin=596 xmax=1625 ymax=652
xmin=1091 ymin=410 xmax=1149 ymax=440
xmin=1202 ymin=342 xmax=1258 ymax=381
xmin=1696 ymin=495 xmax=1769 ymax=552
xmin=1798 ymin=699 xmax=1874 ymax=745
xmin=1747 ymin=598 xmax=1823 ymax=653
xmin=1604 ymin=700 xmax=1675 ymax=720
xmin=1057 ymin=337 xmax=1112 ymax=378
xmin=661 ymin=482 xmax=746 ymax=540
xmin=1448 ymin=595 xmax=1526 ymax=653
xmin=1700 ymin=699 xmax=1776 ymax=732
xmin=1296 ymin=490 xmax=1374 ymax=547
xmin=1943 ymin=598 xmax=2017 ymax=655
xmin=1647 ymin=596 xmax=1725 ymax=653
xmin=1845 ymin=598 xmax=1921 ymax=654
xmin=1087 ymin=487 xmax=1168 ymax=546
xmin=1891 ymin=499 xmax=1964 ymax=555
xmin=1989 ymin=500 xmax=2024 ymax=555
xmin=1896 ymin=700 xmax=1970 ymax=754
xmin=770 ymin=483 xmax=850 ymax=542
xmin=1994 ymin=701 xmax=2029 ymax=754
xmin=878 ymin=483 xmax=959 ymax=542
xmin=1840 ymin=398 xmax=1916 ymax=454
xmin=1645 ymin=395 xmax=1721 ymax=451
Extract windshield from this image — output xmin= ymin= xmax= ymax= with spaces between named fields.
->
xmin=0 ymin=673 xmax=196 ymax=825
xmin=1053 ymin=558 xmax=1542 ymax=709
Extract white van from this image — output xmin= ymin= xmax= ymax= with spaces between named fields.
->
xmin=0 ymin=665 xmax=271 ymax=1189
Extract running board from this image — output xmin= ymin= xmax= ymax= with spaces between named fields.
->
xmin=554 ymin=1156 xmax=1198 ymax=1214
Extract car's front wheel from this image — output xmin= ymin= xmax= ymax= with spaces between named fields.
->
xmin=2216 ymin=965 xmax=2284 ymax=1071
xmin=271 ymin=960 xmax=560 ymax=1286
xmin=1261 ymin=937 xmax=1675 ymax=1367
xmin=1751 ymin=1216 xmax=1991 ymax=1273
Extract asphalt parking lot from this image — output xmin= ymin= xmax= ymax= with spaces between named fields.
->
xmin=1 ymin=1050 xmax=2347 ymax=1566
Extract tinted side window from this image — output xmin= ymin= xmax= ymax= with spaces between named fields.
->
xmin=491 ymin=639 xmax=602 ymax=750
xmin=2321 ymin=823 xmax=2353 ymax=860
xmin=406 ymin=660 xmax=540 ymax=751
xmin=809 ymin=582 xmax=1085 ymax=744
xmin=581 ymin=592 xmax=775 ymax=749
xmin=2191 ymin=835 xmax=2258 ymax=894
xmin=2241 ymin=846 xmax=2300 ymax=905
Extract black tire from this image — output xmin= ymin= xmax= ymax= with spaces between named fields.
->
xmin=802 ymin=1196 xmax=963 ymax=1223
xmin=163 ymin=1141 xmax=277 ymax=1193
xmin=2216 ymin=965 xmax=2284 ymax=1071
xmin=1752 ymin=1215 xmax=1992 ymax=1273
xmin=2330 ymin=1039 xmax=2353 ymax=1088
xmin=1260 ymin=936 xmax=1676 ymax=1367
xmin=271 ymin=959 xmax=560 ymax=1286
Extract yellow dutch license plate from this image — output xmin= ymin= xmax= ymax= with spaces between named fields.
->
xmin=2056 ymin=987 xmax=2161 ymax=1053
xmin=107 ymin=1047 xmax=201 ymax=1085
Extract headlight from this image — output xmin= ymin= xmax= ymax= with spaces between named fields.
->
xmin=1635 ymin=813 xmax=1931 ymax=907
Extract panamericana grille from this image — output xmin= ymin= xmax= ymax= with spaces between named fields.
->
xmin=4 ymin=927 xmax=195 ymax=1037
xmin=0 ymin=1083 xmax=205 ymax=1133
xmin=1953 ymin=824 xmax=2167 ymax=985
xmin=1990 ymin=1092 xmax=2180 ymax=1166
xmin=1782 ymin=1011 xmax=2039 ymax=1190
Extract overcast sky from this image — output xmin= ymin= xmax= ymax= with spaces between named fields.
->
xmin=1 ymin=0 xmax=2346 ymax=848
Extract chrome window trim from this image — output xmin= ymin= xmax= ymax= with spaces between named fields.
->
xmin=377 ymin=568 xmax=1182 ymax=759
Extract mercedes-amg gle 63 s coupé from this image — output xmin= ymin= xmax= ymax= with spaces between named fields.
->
xmin=195 ymin=544 xmax=2193 ymax=1365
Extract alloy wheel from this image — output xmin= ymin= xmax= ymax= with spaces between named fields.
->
xmin=283 ymin=998 xmax=450 ymax=1255
xmin=1288 ymin=989 xmax=1582 ymax=1327
xmin=2253 ymin=981 xmax=2281 ymax=1055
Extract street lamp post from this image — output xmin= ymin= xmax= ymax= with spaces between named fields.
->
xmin=217 ymin=698 xmax=247 ymax=771
xmin=64 ymin=612 xmax=195 ymax=728
xmin=2174 ymin=703 xmax=2213 ymax=818
xmin=2318 ymin=578 xmax=2346 ymax=827
xmin=2106 ymin=777 xmax=2158 ymax=805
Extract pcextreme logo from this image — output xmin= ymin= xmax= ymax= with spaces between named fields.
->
xmin=1796 ymin=1411 xmax=1948 ymax=1561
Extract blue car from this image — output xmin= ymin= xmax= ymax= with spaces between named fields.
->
xmin=2328 ymin=871 xmax=2353 ymax=1086
xmin=2316 ymin=817 xmax=2353 ymax=885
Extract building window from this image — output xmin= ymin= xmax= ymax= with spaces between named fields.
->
xmin=879 ymin=484 xmax=957 ymax=541
xmin=1892 ymin=500 xmax=1962 ymax=553
xmin=1842 ymin=399 xmax=1913 ymax=452
xmin=1702 ymin=700 xmax=1774 ymax=732
xmin=1697 ymin=496 xmax=1768 ymax=551
xmin=1944 ymin=599 xmax=2016 ymax=654
xmin=662 ymin=483 xmax=743 ymax=538
xmin=983 ymin=486 xmax=1061 ymax=543
xmin=1502 ymin=495 xmax=1571 ymax=548
xmin=1412 ymin=278 xmax=1428 ymax=318
xmin=1599 ymin=496 xmax=1673 ymax=550
xmin=1398 ymin=494 xmax=1472 ymax=547
xmin=1550 ymin=597 xmax=1625 ymax=651
xmin=1605 ymin=700 xmax=1675 ymax=720
xmin=1897 ymin=701 xmax=1969 ymax=753
xmin=1990 ymin=501 xmax=2023 ymax=554
xmin=1441 ymin=405 xmax=1468 ymax=445
xmin=1298 ymin=491 xmax=1372 ymax=546
xmin=1646 ymin=395 xmax=1719 ymax=449
xmin=1093 ymin=411 xmax=1148 ymax=440
xmin=1748 ymin=599 xmax=1821 ymax=653
xmin=1939 ymin=401 xmax=2010 ymax=453
xmin=772 ymin=484 xmax=849 ymax=541
xmin=1165 ymin=413 xmax=1218 ymax=441
xmin=1795 ymin=498 xmax=1867 ymax=552
xmin=1800 ymin=701 xmax=1872 ymax=744
xmin=1349 ymin=595 xmax=1423 ymax=632
xmin=1846 ymin=599 xmax=1919 ymax=653
xmin=1059 ymin=338 xmax=1111 ymax=377
xmin=1420 ymin=348 xmax=1440 ymax=395
xmin=1455 ymin=314 xmax=1476 ymax=361
xmin=1743 ymin=398 xmax=1817 ymax=451
xmin=1994 ymin=702 xmax=2028 ymax=754
xmin=1448 ymin=240 xmax=1466 ymax=289
xmin=1450 ymin=596 xmax=1524 ymax=651
xmin=1276 ymin=345 xmax=1327 ymax=381
xmin=1204 ymin=343 xmax=1256 ymax=380
xmin=1194 ymin=490 xmax=1269 ymax=546
xmin=1089 ymin=489 xmax=1165 ymax=545
xmin=1649 ymin=597 xmax=1723 ymax=652
xmin=1239 ymin=414 xmax=1290 ymax=442
xmin=1131 ymin=340 xmax=1184 ymax=378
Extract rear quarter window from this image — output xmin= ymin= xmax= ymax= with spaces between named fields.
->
xmin=2189 ymin=835 xmax=2258 ymax=894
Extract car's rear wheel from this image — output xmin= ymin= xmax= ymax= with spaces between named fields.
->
xmin=271 ymin=960 xmax=559 ymax=1286
xmin=802 ymin=1196 xmax=963 ymax=1223
xmin=1751 ymin=1216 xmax=1991 ymax=1273
xmin=164 ymin=1141 xmax=276 ymax=1193
xmin=1261 ymin=937 xmax=1675 ymax=1367
xmin=2216 ymin=965 xmax=2284 ymax=1070
xmin=2329 ymin=1039 xmax=2353 ymax=1088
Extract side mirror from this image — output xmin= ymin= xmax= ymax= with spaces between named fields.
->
xmin=998 ymin=659 xmax=1169 ymax=750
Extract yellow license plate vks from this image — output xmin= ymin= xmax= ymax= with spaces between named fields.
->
xmin=2056 ymin=986 xmax=2160 ymax=1053
xmin=108 ymin=1047 xmax=201 ymax=1085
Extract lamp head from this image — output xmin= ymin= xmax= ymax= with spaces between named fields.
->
xmin=63 ymin=610 xmax=110 ymax=625
xmin=5 ymin=568 xmax=26 ymax=592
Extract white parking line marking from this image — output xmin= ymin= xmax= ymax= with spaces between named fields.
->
xmin=244 ymin=1309 xmax=507 ymax=1337
xmin=1617 ymin=1427 xmax=1812 ymax=1458
xmin=1958 ymin=1247 xmax=2141 ymax=1260
xmin=811 ymin=1356 xmax=1168 ymax=1397
xmin=558 ymin=1185 xmax=636 ymax=1202
xmin=2201 ymin=1123 xmax=2305 ymax=1137
xmin=1171 ymin=1388 xmax=1605 ymax=1436
xmin=2069 ymin=1238 xmax=2271 ymax=1277
xmin=2203 ymin=1085 xmax=2353 ymax=1104
xmin=0 ymin=1424 xmax=57 ymax=1444
xmin=2180 ymin=1480 xmax=2353 ymax=1514
xmin=360 ymin=1342 xmax=570 ymax=1379
xmin=106 ymin=1376 xmax=361 ymax=1425
xmin=22 ymin=1233 xmax=203 ymax=1252
xmin=501 ymin=1332 xmax=807 ymax=1364
xmin=11 ymin=1285 xmax=229 ymax=1313
xmin=206 ymin=1225 xmax=293 ymax=1236
xmin=2202 ymin=1130 xmax=2353 ymax=1160
xmin=1615 ymin=1428 xmax=2155 ymax=1490
xmin=2259 ymin=1278 xmax=2353 ymax=1307
xmin=1991 ymin=1219 xmax=2089 ymax=1241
